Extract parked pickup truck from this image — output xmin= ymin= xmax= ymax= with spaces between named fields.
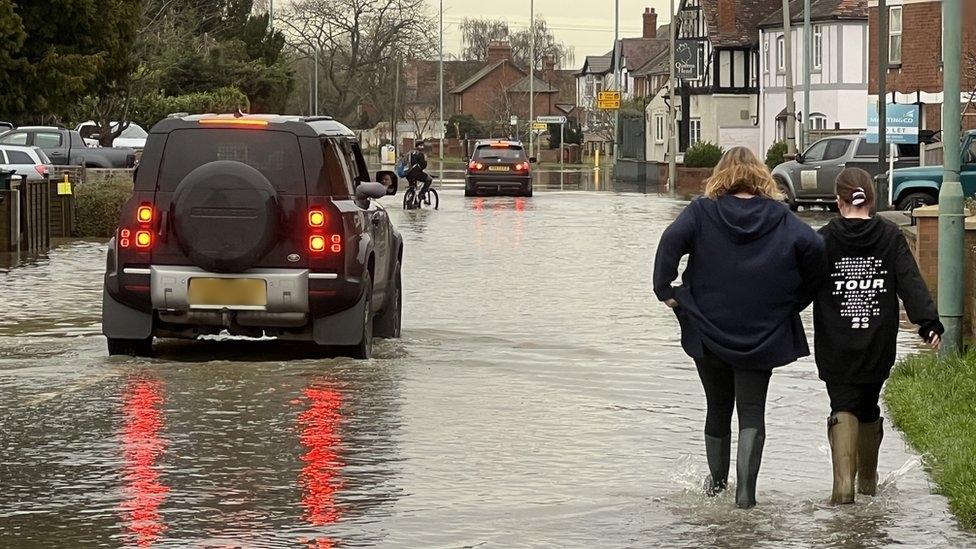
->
xmin=771 ymin=134 xmax=919 ymax=209
xmin=882 ymin=131 xmax=976 ymax=211
xmin=0 ymin=126 xmax=136 ymax=168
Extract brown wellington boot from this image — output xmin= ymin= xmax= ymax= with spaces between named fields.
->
xmin=827 ymin=412 xmax=858 ymax=504
xmin=857 ymin=418 xmax=884 ymax=496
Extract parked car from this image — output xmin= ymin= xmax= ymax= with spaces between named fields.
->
xmin=464 ymin=140 xmax=536 ymax=197
xmin=880 ymin=130 xmax=976 ymax=211
xmin=0 ymin=127 xmax=136 ymax=168
xmin=76 ymin=121 xmax=148 ymax=149
xmin=0 ymin=145 xmax=53 ymax=181
xmin=102 ymin=114 xmax=403 ymax=358
xmin=771 ymin=134 xmax=919 ymax=209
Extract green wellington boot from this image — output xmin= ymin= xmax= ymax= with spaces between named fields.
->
xmin=735 ymin=428 xmax=765 ymax=509
xmin=828 ymin=412 xmax=859 ymax=504
xmin=704 ymin=434 xmax=731 ymax=496
xmin=857 ymin=418 xmax=884 ymax=496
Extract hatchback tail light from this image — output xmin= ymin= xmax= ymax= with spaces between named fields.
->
xmin=34 ymin=165 xmax=49 ymax=177
xmin=514 ymin=162 xmax=530 ymax=172
xmin=468 ymin=161 xmax=484 ymax=172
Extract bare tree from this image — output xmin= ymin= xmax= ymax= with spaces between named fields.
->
xmin=460 ymin=18 xmax=510 ymax=62
xmin=402 ymin=102 xmax=437 ymax=140
xmin=280 ymin=0 xmax=433 ymax=124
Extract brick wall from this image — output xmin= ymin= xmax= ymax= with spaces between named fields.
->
xmin=911 ymin=205 xmax=976 ymax=338
xmin=868 ymin=1 xmax=976 ymax=95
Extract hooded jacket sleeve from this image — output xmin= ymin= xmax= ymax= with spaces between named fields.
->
xmin=653 ymin=202 xmax=697 ymax=302
xmin=794 ymin=221 xmax=828 ymax=311
xmin=894 ymin=233 xmax=944 ymax=339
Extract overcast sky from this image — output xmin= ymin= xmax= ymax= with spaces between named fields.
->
xmin=439 ymin=0 xmax=673 ymax=67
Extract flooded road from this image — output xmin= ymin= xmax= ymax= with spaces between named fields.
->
xmin=0 ymin=180 xmax=972 ymax=547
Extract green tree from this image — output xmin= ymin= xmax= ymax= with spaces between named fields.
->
xmin=765 ymin=140 xmax=788 ymax=169
xmin=0 ymin=0 xmax=27 ymax=120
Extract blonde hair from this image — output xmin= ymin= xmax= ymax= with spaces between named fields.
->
xmin=704 ymin=146 xmax=784 ymax=200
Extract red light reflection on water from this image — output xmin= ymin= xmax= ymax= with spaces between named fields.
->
xmin=119 ymin=378 xmax=169 ymax=547
xmin=298 ymin=387 xmax=345 ymax=528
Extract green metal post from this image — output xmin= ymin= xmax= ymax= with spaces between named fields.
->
xmin=939 ymin=0 xmax=964 ymax=355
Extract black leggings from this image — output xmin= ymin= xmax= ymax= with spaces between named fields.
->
xmin=826 ymin=382 xmax=884 ymax=423
xmin=694 ymin=348 xmax=773 ymax=437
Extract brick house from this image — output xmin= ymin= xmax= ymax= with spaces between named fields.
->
xmin=868 ymin=0 xmax=976 ymax=134
xmin=399 ymin=59 xmax=483 ymax=139
xmin=449 ymin=42 xmax=577 ymax=129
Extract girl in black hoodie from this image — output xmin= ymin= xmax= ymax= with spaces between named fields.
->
xmin=654 ymin=147 xmax=826 ymax=508
xmin=814 ymin=168 xmax=943 ymax=505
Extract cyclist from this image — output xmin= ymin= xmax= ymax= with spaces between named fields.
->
xmin=405 ymin=140 xmax=434 ymax=201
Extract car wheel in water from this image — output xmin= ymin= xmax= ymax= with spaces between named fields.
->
xmin=349 ymin=273 xmax=373 ymax=359
xmin=897 ymin=192 xmax=936 ymax=213
xmin=107 ymin=337 xmax=153 ymax=357
xmin=373 ymin=262 xmax=402 ymax=339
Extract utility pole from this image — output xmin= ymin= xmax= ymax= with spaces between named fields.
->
xmin=529 ymin=0 xmax=535 ymax=155
xmin=393 ymin=56 xmax=400 ymax=151
xmin=613 ymin=0 xmax=620 ymax=164
xmin=668 ymin=0 xmax=677 ymax=193
xmin=782 ymin=0 xmax=797 ymax=156
xmin=939 ymin=0 xmax=964 ymax=354
xmin=439 ymin=0 xmax=444 ymax=163
xmin=878 ymin=0 xmax=889 ymax=174
xmin=268 ymin=0 xmax=274 ymax=30
xmin=313 ymin=48 xmax=319 ymax=116
xmin=802 ymin=0 xmax=811 ymax=150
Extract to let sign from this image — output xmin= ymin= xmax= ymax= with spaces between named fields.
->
xmin=866 ymin=103 xmax=920 ymax=144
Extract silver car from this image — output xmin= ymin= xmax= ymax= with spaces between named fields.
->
xmin=0 ymin=145 xmax=53 ymax=181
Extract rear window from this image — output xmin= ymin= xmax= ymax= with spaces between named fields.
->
xmin=157 ymin=129 xmax=305 ymax=193
xmin=855 ymin=141 xmax=880 ymax=157
xmin=6 ymin=150 xmax=33 ymax=164
xmin=475 ymin=145 xmax=525 ymax=161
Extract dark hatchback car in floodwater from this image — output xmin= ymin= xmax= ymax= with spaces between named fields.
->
xmin=465 ymin=140 xmax=536 ymax=197
xmin=102 ymin=114 xmax=403 ymax=359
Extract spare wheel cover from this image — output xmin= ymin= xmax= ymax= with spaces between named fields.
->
xmin=172 ymin=160 xmax=280 ymax=273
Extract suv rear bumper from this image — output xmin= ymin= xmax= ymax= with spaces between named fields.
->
xmin=103 ymin=262 xmax=367 ymax=346
xmin=466 ymin=173 xmax=531 ymax=193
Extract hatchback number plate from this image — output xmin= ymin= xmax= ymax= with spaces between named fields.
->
xmin=188 ymin=278 xmax=267 ymax=308
xmin=488 ymin=166 xmax=509 ymax=172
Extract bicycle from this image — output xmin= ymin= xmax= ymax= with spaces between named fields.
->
xmin=403 ymin=181 xmax=439 ymax=210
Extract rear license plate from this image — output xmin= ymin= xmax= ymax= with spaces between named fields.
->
xmin=488 ymin=166 xmax=510 ymax=172
xmin=188 ymin=278 xmax=267 ymax=307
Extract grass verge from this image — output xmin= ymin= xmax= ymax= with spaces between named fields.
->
xmin=884 ymin=350 xmax=976 ymax=528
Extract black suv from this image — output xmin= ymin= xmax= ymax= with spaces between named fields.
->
xmin=102 ymin=114 xmax=403 ymax=359
xmin=464 ymin=140 xmax=535 ymax=197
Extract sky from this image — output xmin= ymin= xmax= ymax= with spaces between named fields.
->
xmin=439 ymin=0 xmax=673 ymax=67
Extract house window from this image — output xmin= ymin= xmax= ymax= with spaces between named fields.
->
xmin=813 ymin=25 xmax=823 ymax=70
xmin=776 ymin=36 xmax=786 ymax=72
xmin=889 ymin=7 xmax=902 ymax=65
xmin=655 ymin=114 xmax=665 ymax=143
xmin=764 ymin=39 xmax=770 ymax=73
xmin=689 ymin=118 xmax=702 ymax=145
xmin=810 ymin=114 xmax=827 ymax=130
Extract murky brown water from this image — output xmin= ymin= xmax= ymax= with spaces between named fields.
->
xmin=0 ymin=179 xmax=972 ymax=547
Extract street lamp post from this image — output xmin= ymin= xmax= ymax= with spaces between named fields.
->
xmin=782 ymin=0 xmax=797 ymax=156
xmin=529 ymin=0 xmax=535 ymax=156
xmin=939 ymin=0 xmax=964 ymax=354
xmin=313 ymin=47 xmax=319 ymax=116
xmin=668 ymin=0 xmax=677 ymax=193
xmin=613 ymin=0 xmax=620 ymax=165
xmin=439 ymin=0 xmax=444 ymax=163
xmin=802 ymin=0 xmax=811 ymax=150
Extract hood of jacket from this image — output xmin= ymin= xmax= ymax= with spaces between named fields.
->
xmin=822 ymin=216 xmax=889 ymax=250
xmin=700 ymin=195 xmax=790 ymax=244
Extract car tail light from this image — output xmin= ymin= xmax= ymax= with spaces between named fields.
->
xmin=468 ymin=161 xmax=484 ymax=172
xmin=137 ymin=204 xmax=153 ymax=223
xmin=119 ymin=228 xmax=131 ymax=248
xmin=330 ymin=234 xmax=342 ymax=253
xmin=308 ymin=209 xmax=326 ymax=227
xmin=309 ymin=235 xmax=327 ymax=252
xmin=135 ymin=230 xmax=152 ymax=249
xmin=514 ymin=162 xmax=529 ymax=172
xmin=34 ymin=165 xmax=48 ymax=177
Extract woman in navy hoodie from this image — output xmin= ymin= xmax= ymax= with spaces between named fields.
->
xmin=653 ymin=147 xmax=826 ymax=508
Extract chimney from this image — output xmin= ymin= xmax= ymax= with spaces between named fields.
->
xmin=542 ymin=55 xmax=557 ymax=85
xmin=487 ymin=41 xmax=513 ymax=65
xmin=643 ymin=7 xmax=658 ymax=39
xmin=717 ymin=0 xmax=736 ymax=33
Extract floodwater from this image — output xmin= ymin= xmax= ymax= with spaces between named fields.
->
xmin=0 ymin=174 xmax=972 ymax=548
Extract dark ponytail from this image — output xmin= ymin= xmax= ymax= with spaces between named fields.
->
xmin=835 ymin=167 xmax=875 ymax=207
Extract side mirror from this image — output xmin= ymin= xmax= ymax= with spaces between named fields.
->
xmin=356 ymin=182 xmax=388 ymax=200
xmin=376 ymin=170 xmax=398 ymax=196
xmin=795 ymin=153 xmax=804 ymax=164
xmin=529 ymin=157 xmax=538 ymax=163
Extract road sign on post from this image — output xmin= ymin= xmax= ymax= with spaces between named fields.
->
xmin=532 ymin=122 xmax=548 ymax=131
xmin=597 ymin=91 xmax=621 ymax=110
xmin=536 ymin=115 xmax=567 ymax=124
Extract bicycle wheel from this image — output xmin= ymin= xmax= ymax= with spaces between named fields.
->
xmin=426 ymin=188 xmax=439 ymax=210
xmin=403 ymin=188 xmax=416 ymax=210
